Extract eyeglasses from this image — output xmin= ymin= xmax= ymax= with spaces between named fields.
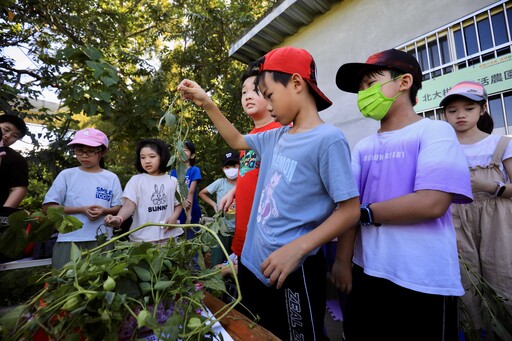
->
xmin=73 ymin=148 xmax=102 ymax=157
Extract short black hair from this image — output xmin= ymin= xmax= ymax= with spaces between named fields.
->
xmin=361 ymin=68 xmax=419 ymax=107
xmin=241 ymin=58 xmax=262 ymax=85
xmin=135 ymin=138 xmax=171 ymax=174
xmin=184 ymin=140 xmax=197 ymax=166
xmin=0 ymin=114 xmax=28 ymax=138
xmin=255 ymin=70 xmax=293 ymax=97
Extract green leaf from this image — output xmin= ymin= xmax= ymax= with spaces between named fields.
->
xmin=57 ymin=215 xmax=83 ymax=234
xmin=81 ymin=45 xmax=102 ymax=61
xmin=139 ymin=281 xmax=151 ymax=294
xmin=137 ymin=309 xmax=149 ymax=328
xmin=187 ymin=316 xmax=202 ymax=329
xmin=85 ymin=60 xmax=104 ymax=79
xmin=0 ymin=304 xmax=27 ymax=330
xmin=28 ymin=218 xmax=55 ymax=243
xmin=202 ymin=276 xmax=226 ymax=292
xmin=69 ymin=242 xmax=82 ymax=263
xmin=0 ymin=221 xmax=27 ymax=259
xmin=100 ymin=76 xmax=117 ymax=87
xmin=133 ymin=265 xmax=152 ymax=281
xmin=103 ymin=276 xmax=116 ymax=291
xmin=164 ymin=112 xmax=176 ymax=128
xmin=154 ymin=280 xmax=174 ymax=291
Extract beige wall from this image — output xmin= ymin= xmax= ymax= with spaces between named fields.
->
xmin=277 ymin=0 xmax=496 ymax=147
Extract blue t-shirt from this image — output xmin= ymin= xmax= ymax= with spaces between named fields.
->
xmin=171 ymin=166 xmax=202 ymax=223
xmin=243 ymin=124 xmax=359 ymax=285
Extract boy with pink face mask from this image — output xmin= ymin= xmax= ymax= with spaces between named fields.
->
xmin=199 ymin=150 xmax=239 ymax=267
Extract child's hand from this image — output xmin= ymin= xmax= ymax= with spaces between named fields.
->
xmin=83 ymin=205 xmax=103 ymax=221
xmin=218 ymin=190 xmax=235 ymax=212
xmin=330 ymin=260 xmax=352 ymax=294
xmin=183 ymin=198 xmax=192 ymax=210
xmin=177 ymin=79 xmax=211 ymax=108
xmin=85 ymin=205 xmax=105 ymax=221
xmin=104 ymin=214 xmax=122 ymax=228
xmin=165 ymin=216 xmax=177 ymax=225
xmin=261 ymin=243 xmax=303 ymax=289
xmin=163 ymin=217 xmax=178 ymax=233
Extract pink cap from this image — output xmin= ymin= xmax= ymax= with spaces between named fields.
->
xmin=440 ymin=81 xmax=487 ymax=107
xmin=68 ymin=128 xmax=109 ymax=148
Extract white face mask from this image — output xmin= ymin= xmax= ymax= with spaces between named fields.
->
xmin=223 ymin=168 xmax=238 ymax=180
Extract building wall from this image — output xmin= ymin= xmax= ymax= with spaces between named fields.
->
xmin=276 ymin=0 xmax=496 ymax=147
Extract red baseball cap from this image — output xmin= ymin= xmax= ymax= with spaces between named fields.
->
xmin=336 ymin=49 xmax=423 ymax=93
xmin=260 ymin=46 xmax=332 ymax=111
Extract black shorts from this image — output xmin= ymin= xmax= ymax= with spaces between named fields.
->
xmin=344 ymin=265 xmax=459 ymax=341
xmin=238 ymin=250 xmax=327 ymax=341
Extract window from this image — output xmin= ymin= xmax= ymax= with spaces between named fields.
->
xmin=403 ymin=1 xmax=512 ymax=133
xmin=489 ymin=94 xmax=506 ymax=129
xmin=400 ymin=1 xmax=512 ymax=78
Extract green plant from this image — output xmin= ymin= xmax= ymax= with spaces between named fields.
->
xmin=0 ymin=207 xmax=82 ymax=260
xmin=459 ymin=255 xmax=512 ymax=341
xmin=0 ymin=217 xmax=240 ymax=340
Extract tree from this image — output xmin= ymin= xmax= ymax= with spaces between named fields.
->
xmin=0 ymin=0 xmax=277 ymax=211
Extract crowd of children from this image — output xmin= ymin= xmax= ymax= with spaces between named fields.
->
xmin=3 ymin=44 xmax=511 ymax=341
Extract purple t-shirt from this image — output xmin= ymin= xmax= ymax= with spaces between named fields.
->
xmin=352 ymin=119 xmax=472 ymax=295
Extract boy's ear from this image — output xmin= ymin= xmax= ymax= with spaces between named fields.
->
xmin=291 ymin=73 xmax=305 ymax=89
xmin=399 ymin=73 xmax=414 ymax=91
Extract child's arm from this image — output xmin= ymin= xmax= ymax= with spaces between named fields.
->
xmin=261 ymin=196 xmax=360 ymax=289
xmin=165 ymin=204 xmax=183 ymax=225
xmin=218 ymin=186 xmax=235 ymax=212
xmin=178 ymin=79 xmax=249 ymax=150
xmin=104 ymin=199 xmax=136 ymax=228
xmin=330 ymin=226 xmax=358 ymax=293
xmin=184 ymin=180 xmax=198 ymax=210
xmin=42 ymin=202 xmax=88 ymax=216
xmin=3 ymin=186 xmax=27 ymax=208
xmin=199 ymin=188 xmax=218 ymax=212
xmin=366 ymin=190 xmax=452 ymax=225
xmin=43 ymin=202 xmax=122 ymax=222
xmin=84 ymin=205 xmax=121 ymax=221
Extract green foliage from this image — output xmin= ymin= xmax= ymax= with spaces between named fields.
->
xmin=459 ymin=255 xmax=512 ymax=340
xmin=2 ymin=0 xmax=277 ymax=206
xmin=0 ymin=207 xmax=82 ymax=260
xmin=0 ymin=218 xmax=239 ymax=340
xmin=0 ymin=266 xmax=51 ymax=306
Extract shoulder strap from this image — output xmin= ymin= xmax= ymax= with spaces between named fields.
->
xmin=491 ymin=136 xmax=512 ymax=164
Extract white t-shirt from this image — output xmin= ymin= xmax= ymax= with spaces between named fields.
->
xmin=43 ymin=167 xmax=123 ymax=242
xmin=352 ymin=119 xmax=473 ymax=296
xmin=459 ymin=134 xmax=512 ymax=181
xmin=122 ymin=173 xmax=183 ymax=242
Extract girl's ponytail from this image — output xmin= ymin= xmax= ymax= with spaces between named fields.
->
xmin=477 ymin=103 xmax=494 ymax=134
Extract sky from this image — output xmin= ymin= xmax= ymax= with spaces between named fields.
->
xmin=3 ymin=46 xmax=60 ymax=103
xmin=3 ymin=46 xmax=59 ymax=152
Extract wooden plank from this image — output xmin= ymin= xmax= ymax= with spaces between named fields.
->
xmin=0 ymin=257 xmax=51 ymax=271
xmin=203 ymin=292 xmax=280 ymax=341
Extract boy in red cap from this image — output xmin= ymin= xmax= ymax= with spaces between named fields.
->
xmin=333 ymin=49 xmax=473 ymax=340
xmin=178 ymin=46 xmax=360 ymax=340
